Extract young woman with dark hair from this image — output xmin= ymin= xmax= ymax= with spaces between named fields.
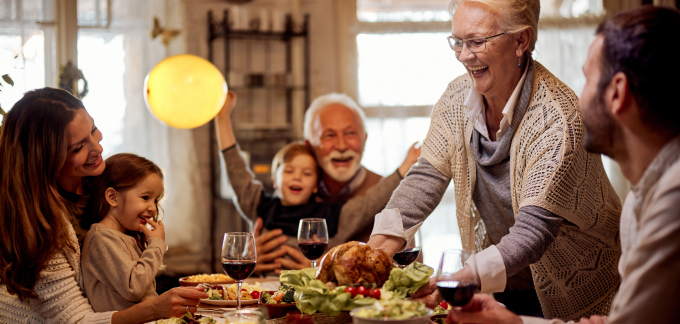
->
xmin=0 ymin=88 xmax=207 ymax=323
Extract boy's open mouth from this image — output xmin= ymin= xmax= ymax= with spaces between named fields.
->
xmin=289 ymin=185 xmax=303 ymax=194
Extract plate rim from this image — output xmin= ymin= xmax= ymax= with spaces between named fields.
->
xmin=199 ymin=298 xmax=259 ymax=306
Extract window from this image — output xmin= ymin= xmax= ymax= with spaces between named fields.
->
xmin=77 ymin=32 xmax=125 ymax=155
xmin=0 ymin=0 xmax=56 ymax=117
xmin=351 ymin=0 xmax=461 ymax=269
xmin=77 ymin=0 xmax=109 ymax=27
xmin=357 ymin=0 xmax=450 ymax=22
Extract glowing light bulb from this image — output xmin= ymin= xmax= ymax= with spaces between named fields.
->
xmin=144 ymin=54 xmax=227 ymax=129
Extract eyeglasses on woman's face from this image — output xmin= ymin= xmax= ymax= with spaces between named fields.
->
xmin=447 ymin=32 xmax=507 ymax=54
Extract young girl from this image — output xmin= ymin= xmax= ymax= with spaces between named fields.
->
xmin=215 ymin=91 xmax=420 ymax=274
xmin=80 ymin=153 xmax=167 ymax=312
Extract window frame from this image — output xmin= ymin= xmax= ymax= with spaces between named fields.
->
xmin=337 ymin=1 xmax=451 ymax=118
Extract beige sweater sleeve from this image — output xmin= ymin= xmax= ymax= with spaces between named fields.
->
xmin=85 ymin=231 xmax=166 ymax=302
xmin=327 ymin=171 xmax=402 ymax=248
xmin=0 ymin=250 xmax=114 ymax=324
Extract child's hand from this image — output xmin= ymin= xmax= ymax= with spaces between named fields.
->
xmin=215 ymin=90 xmax=238 ymax=150
xmin=398 ymin=142 xmax=422 ymax=177
xmin=140 ymin=219 xmax=166 ymax=242
xmin=216 ymin=90 xmax=238 ymax=120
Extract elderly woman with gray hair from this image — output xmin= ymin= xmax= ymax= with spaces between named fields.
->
xmin=368 ymin=0 xmax=621 ymax=320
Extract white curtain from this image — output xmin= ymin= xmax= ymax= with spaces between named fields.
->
xmin=80 ymin=0 xmax=211 ymax=274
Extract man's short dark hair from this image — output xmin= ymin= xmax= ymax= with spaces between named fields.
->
xmin=596 ymin=6 xmax=680 ymax=135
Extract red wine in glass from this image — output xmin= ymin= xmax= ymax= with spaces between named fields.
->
xmin=298 ymin=218 xmax=329 ymax=268
xmin=393 ymin=247 xmax=420 ymax=267
xmin=222 ymin=232 xmax=257 ymax=310
xmin=298 ymin=242 xmax=328 ymax=260
xmin=436 ymin=249 xmax=479 ymax=310
xmin=222 ymin=260 xmax=257 ymax=281
xmin=436 ymin=280 xmax=477 ymax=307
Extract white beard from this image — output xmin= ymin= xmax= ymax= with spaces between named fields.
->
xmin=319 ymin=149 xmax=362 ymax=183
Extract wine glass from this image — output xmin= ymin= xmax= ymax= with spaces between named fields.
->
xmin=297 ymin=218 xmax=329 ymax=268
xmin=436 ymin=248 xmax=479 ymax=310
xmin=393 ymin=229 xmax=422 ymax=269
xmin=222 ymin=232 xmax=257 ymax=310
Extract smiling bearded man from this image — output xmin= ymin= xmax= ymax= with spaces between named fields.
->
xmin=302 ymin=93 xmax=401 ymax=241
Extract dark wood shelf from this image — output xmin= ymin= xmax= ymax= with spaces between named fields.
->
xmin=207 ymin=9 xmax=312 ymax=271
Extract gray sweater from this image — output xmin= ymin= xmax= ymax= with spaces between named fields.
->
xmin=81 ymin=223 xmax=166 ymax=312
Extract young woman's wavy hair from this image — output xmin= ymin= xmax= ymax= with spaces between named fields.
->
xmin=0 ymin=88 xmax=85 ymax=301
xmin=82 ymin=153 xmax=164 ymax=252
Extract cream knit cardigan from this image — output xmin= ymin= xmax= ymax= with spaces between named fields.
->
xmin=0 ymin=221 xmax=114 ymax=324
xmin=422 ymin=62 xmax=622 ymax=320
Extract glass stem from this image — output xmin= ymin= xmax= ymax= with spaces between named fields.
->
xmin=237 ymin=281 xmax=242 ymax=310
xmin=311 ymin=260 xmax=316 ymax=268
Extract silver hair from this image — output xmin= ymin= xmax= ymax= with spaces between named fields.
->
xmin=303 ymin=93 xmax=367 ymax=146
xmin=449 ymin=0 xmax=540 ymax=55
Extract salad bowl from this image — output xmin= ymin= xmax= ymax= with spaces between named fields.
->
xmin=350 ymin=305 xmax=433 ymax=324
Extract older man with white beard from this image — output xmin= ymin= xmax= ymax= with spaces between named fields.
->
xmin=302 ymin=93 xmax=388 ymax=205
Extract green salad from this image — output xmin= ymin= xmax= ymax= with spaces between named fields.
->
xmin=353 ymin=299 xmax=430 ymax=320
xmin=261 ymin=284 xmax=296 ymax=304
xmin=278 ymin=262 xmax=433 ymax=316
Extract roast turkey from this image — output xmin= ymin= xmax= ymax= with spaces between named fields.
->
xmin=316 ymin=241 xmax=395 ymax=287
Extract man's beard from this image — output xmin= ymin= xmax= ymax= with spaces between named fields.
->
xmin=319 ymin=149 xmax=362 ymax=183
xmin=582 ymin=94 xmax=620 ymax=157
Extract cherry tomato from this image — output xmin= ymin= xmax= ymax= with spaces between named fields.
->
xmin=251 ymin=291 xmax=260 ymax=299
xmin=369 ymin=288 xmax=381 ymax=299
xmin=344 ymin=286 xmax=357 ymax=298
xmin=440 ymin=301 xmax=448 ymax=309
xmin=356 ymin=286 xmax=368 ymax=297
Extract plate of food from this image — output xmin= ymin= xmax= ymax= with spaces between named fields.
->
xmin=198 ymin=282 xmax=265 ymax=306
xmin=179 ymin=273 xmax=234 ymax=286
xmin=260 ymin=285 xmax=298 ymax=318
xmin=350 ymin=299 xmax=433 ymax=324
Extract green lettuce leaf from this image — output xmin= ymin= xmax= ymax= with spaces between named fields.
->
xmin=383 ymin=262 xmax=434 ymax=298
xmin=279 ymin=268 xmax=378 ymax=316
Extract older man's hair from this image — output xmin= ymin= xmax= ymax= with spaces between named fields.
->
xmin=596 ymin=6 xmax=680 ymax=136
xmin=303 ymin=93 xmax=367 ymax=146
xmin=449 ymin=0 xmax=540 ymax=55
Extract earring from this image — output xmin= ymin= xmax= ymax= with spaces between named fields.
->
xmin=517 ymin=57 xmax=522 ymax=68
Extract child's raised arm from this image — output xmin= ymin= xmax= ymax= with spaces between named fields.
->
xmin=215 ymin=90 xmax=238 ymax=150
xmin=214 ymin=90 xmax=263 ymax=224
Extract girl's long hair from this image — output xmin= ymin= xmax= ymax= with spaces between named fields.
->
xmin=82 ymin=153 xmax=164 ymax=251
xmin=0 ymin=88 xmax=85 ymax=300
